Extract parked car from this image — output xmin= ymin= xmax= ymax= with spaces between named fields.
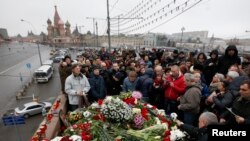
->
xmin=15 ymin=102 xmax=52 ymax=118
xmin=50 ymin=49 xmax=56 ymax=55
xmin=53 ymin=55 xmax=64 ymax=63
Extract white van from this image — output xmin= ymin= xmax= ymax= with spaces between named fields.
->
xmin=34 ymin=65 xmax=53 ymax=83
xmin=42 ymin=60 xmax=54 ymax=70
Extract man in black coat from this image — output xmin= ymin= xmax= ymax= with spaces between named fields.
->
xmin=220 ymin=80 xmax=250 ymax=125
xmin=88 ymin=66 xmax=107 ymax=102
xmin=176 ymin=112 xmax=218 ymax=141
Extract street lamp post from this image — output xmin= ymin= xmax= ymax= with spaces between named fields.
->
xmin=180 ymin=27 xmax=185 ymax=47
xmin=21 ymin=19 xmax=42 ymax=66
xmin=107 ymin=0 xmax=111 ymax=52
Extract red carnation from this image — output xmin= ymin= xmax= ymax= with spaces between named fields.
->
xmin=98 ymin=99 xmax=103 ymax=105
xmin=164 ymin=130 xmax=171 ymax=137
xmin=163 ymin=136 xmax=171 ymax=141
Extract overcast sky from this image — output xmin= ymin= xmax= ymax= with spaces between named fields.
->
xmin=1 ymin=0 xmax=250 ymax=39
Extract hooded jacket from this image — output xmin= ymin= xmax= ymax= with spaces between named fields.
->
xmin=217 ymin=45 xmax=241 ymax=75
xmin=204 ymin=50 xmax=219 ymax=85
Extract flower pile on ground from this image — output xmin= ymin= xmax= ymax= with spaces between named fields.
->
xmin=52 ymin=91 xmax=186 ymax=141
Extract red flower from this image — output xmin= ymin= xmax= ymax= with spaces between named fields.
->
xmin=152 ymin=105 xmax=157 ymax=109
xmin=41 ymin=124 xmax=47 ymax=130
xmin=98 ymin=99 xmax=103 ymax=105
xmin=164 ymin=130 xmax=171 ymax=137
xmin=93 ymin=114 xmax=106 ymax=121
xmin=40 ymin=124 xmax=47 ymax=132
xmin=141 ymin=108 xmax=149 ymax=120
xmin=157 ymin=114 xmax=171 ymax=125
xmin=163 ymin=136 xmax=171 ymax=141
xmin=60 ymin=136 xmax=73 ymax=141
xmin=60 ymin=126 xmax=66 ymax=132
xmin=30 ymin=136 xmax=39 ymax=141
xmin=123 ymin=97 xmax=136 ymax=105
xmin=47 ymin=114 xmax=53 ymax=121
xmin=81 ymin=132 xmax=92 ymax=141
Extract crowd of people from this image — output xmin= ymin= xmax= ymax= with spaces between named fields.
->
xmin=58 ymin=45 xmax=250 ymax=141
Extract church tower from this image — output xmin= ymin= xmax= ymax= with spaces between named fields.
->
xmin=53 ymin=5 xmax=62 ymax=36
xmin=65 ymin=20 xmax=71 ymax=37
xmin=47 ymin=18 xmax=53 ymax=39
xmin=54 ymin=6 xmax=60 ymax=28
xmin=58 ymin=19 xmax=65 ymax=37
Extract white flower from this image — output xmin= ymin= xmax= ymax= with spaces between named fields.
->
xmin=114 ymin=97 xmax=121 ymax=103
xmin=103 ymin=124 xmax=108 ymax=129
xmin=171 ymin=125 xmax=178 ymax=130
xmin=157 ymin=109 xmax=166 ymax=116
xmin=154 ymin=136 xmax=161 ymax=140
xmin=154 ymin=136 xmax=161 ymax=139
xmin=90 ymin=102 xmax=99 ymax=109
xmin=105 ymin=96 xmax=113 ymax=102
xmin=69 ymin=135 xmax=82 ymax=141
xmin=110 ymin=106 xmax=115 ymax=111
xmin=51 ymin=137 xmax=62 ymax=141
xmin=83 ymin=111 xmax=91 ymax=118
xmin=147 ymin=104 xmax=153 ymax=109
xmin=155 ymin=117 xmax=161 ymax=125
xmin=170 ymin=113 xmax=178 ymax=121
xmin=161 ymin=123 xmax=169 ymax=130
xmin=101 ymin=96 xmax=132 ymax=122
xmin=170 ymin=129 xmax=186 ymax=141
xmin=170 ymin=133 xmax=177 ymax=141
xmin=132 ymin=108 xmax=141 ymax=114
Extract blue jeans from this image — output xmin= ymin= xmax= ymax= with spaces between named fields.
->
xmin=164 ymin=99 xmax=178 ymax=115
xmin=183 ymin=112 xmax=197 ymax=125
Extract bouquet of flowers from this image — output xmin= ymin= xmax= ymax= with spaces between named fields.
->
xmin=100 ymin=96 xmax=133 ymax=122
xmin=51 ymin=91 xmax=186 ymax=141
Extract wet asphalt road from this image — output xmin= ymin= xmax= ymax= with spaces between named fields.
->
xmin=0 ymin=42 xmax=62 ymax=141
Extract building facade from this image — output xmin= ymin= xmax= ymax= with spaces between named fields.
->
xmin=171 ymin=31 xmax=208 ymax=43
xmin=0 ymin=28 xmax=9 ymax=43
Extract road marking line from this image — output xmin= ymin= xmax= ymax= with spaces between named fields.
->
xmin=0 ymin=49 xmax=49 ymax=75
xmin=0 ymin=61 xmax=25 ymax=75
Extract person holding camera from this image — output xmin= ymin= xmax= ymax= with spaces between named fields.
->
xmin=163 ymin=65 xmax=186 ymax=115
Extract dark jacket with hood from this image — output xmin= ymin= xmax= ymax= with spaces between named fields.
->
xmin=135 ymin=68 xmax=154 ymax=97
xmin=204 ymin=50 xmax=219 ymax=85
xmin=217 ymin=45 xmax=241 ymax=75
